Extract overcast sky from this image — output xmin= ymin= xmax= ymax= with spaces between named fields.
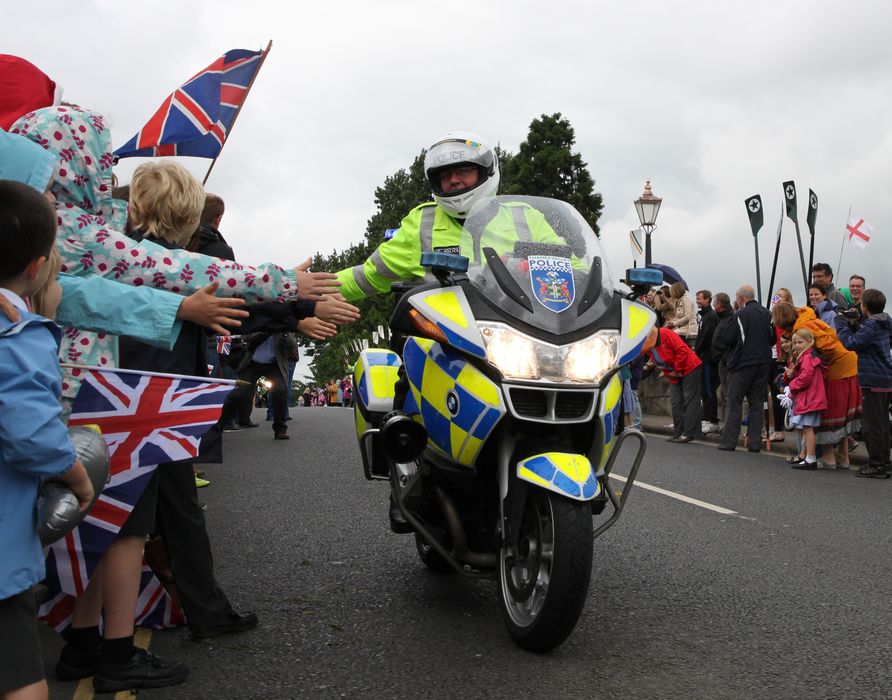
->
xmin=5 ymin=0 xmax=891 ymax=305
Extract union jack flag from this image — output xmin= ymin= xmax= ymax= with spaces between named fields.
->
xmin=216 ymin=334 xmax=232 ymax=355
xmin=39 ymin=366 xmax=235 ymax=632
xmin=114 ymin=48 xmax=266 ymax=159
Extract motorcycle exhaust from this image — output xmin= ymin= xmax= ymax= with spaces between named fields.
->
xmin=380 ymin=411 xmax=427 ymax=463
xmin=434 ymin=485 xmax=496 ymax=569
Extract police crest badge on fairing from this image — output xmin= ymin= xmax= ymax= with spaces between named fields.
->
xmin=528 ymin=255 xmax=575 ymax=313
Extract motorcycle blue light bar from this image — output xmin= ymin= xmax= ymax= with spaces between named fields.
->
xmin=420 ymin=252 xmax=469 ymax=273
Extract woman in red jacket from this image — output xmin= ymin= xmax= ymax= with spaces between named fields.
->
xmin=647 ymin=326 xmax=703 ymax=443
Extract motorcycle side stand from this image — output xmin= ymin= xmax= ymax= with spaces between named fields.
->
xmin=593 ymin=429 xmax=647 ymax=540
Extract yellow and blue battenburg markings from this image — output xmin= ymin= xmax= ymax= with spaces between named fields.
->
xmin=597 ymin=373 xmax=623 ymax=470
xmin=408 ymin=289 xmax=487 ymax=359
xmin=403 ymin=336 xmax=505 ymax=466
xmin=517 ymin=453 xmax=599 ymax=500
xmin=617 ymin=299 xmax=656 ymax=366
xmin=355 ymin=349 xmax=401 ymax=413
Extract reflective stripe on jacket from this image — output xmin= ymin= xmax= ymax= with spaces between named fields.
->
xmin=336 ymin=201 xmax=549 ymax=301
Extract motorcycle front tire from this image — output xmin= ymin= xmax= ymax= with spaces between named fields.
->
xmin=497 ymin=489 xmax=593 ymax=652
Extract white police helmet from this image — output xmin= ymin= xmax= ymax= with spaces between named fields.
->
xmin=424 ymin=131 xmax=500 ymax=218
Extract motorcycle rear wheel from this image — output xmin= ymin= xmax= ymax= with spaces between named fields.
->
xmin=497 ymin=489 xmax=593 ymax=652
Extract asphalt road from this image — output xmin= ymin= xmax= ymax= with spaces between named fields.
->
xmin=46 ymin=407 xmax=892 ymax=699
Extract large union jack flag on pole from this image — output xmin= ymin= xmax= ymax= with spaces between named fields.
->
xmin=39 ymin=366 xmax=235 ymax=631
xmin=114 ymin=45 xmax=269 ymax=160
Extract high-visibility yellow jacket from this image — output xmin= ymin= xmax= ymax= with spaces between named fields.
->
xmin=336 ymin=201 xmax=565 ymax=301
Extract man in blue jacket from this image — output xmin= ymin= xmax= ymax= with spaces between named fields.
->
xmin=835 ymin=288 xmax=892 ymax=478
xmin=0 ymin=179 xmax=94 ymax=700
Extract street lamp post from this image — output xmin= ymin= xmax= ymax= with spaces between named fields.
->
xmin=634 ymin=180 xmax=662 ymax=267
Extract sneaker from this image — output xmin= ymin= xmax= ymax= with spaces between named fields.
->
xmin=56 ymin=644 xmax=100 ymax=681
xmin=194 ymin=476 xmax=211 ymax=488
xmin=92 ymin=649 xmax=189 ymax=693
xmin=221 ymin=422 xmax=243 ymax=433
xmin=702 ymin=421 xmax=720 ymax=434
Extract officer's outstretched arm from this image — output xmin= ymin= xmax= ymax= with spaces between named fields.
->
xmin=335 ymin=226 xmax=424 ymax=301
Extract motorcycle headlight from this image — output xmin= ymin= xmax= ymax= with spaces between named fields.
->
xmin=563 ymin=333 xmax=620 ymax=383
xmin=478 ymin=323 xmax=539 ymax=379
xmin=477 ymin=322 xmax=619 ymax=384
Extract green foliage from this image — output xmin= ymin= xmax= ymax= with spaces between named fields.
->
xmin=500 ymin=113 xmax=604 ymax=233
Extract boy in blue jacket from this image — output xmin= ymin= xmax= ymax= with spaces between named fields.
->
xmin=835 ymin=288 xmax=892 ymax=478
xmin=0 ymin=179 xmax=93 ymax=700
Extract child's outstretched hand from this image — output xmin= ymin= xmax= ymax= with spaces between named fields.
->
xmin=177 ymin=282 xmax=249 ymax=334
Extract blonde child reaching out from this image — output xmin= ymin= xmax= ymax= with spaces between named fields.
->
xmin=784 ymin=329 xmax=829 ymax=469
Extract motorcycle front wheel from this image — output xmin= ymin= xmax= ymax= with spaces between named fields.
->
xmin=497 ymin=488 xmax=593 ymax=652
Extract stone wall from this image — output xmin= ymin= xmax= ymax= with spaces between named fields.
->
xmin=638 ymin=372 xmax=672 ymax=416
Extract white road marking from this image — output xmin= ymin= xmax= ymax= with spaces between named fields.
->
xmin=611 ymin=475 xmax=739 ymax=516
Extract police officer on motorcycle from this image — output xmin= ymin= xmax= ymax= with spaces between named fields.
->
xmin=336 ymin=131 xmax=502 ymax=300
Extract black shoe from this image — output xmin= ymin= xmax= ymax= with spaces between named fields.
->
xmin=274 ymin=429 xmax=289 ymax=440
xmin=56 ymin=644 xmax=100 ymax=681
xmin=239 ymin=420 xmax=260 ymax=428
xmin=389 ymin=499 xmax=414 ymax=534
xmin=855 ymin=465 xmax=891 ymax=479
xmin=221 ymin=422 xmax=243 ymax=433
xmin=92 ymin=649 xmax=189 ymax=693
xmin=791 ymin=460 xmax=817 ymax=470
xmin=747 ymin=447 xmax=761 ymax=453
xmin=717 ymin=445 xmax=735 ymax=452
xmin=191 ymin=610 xmax=258 ymax=640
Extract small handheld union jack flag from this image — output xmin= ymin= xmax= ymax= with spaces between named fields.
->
xmin=39 ymin=366 xmax=235 ymax=631
xmin=114 ymin=45 xmax=269 ymax=160
xmin=216 ymin=334 xmax=232 ymax=355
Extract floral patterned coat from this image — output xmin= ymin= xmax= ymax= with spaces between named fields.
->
xmin=11 ymin=106 xmax=299 ymax=397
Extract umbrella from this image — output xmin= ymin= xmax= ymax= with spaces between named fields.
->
xmin=646 ymin=263 xmax=688 ymax=290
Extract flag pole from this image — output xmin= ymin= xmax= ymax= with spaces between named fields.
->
xmin=836 ymin=205 xmax=851 ymax=283
xmin=202 ymin=40 xmax=273 ymax=186
xmin=766 ymin=207 xmax=784 ymax=308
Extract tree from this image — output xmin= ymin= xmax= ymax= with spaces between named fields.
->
xmin=500 ymin=113 xmax=604 ymax=233
xmin=302 ymin=152 xmax=431 ymax=385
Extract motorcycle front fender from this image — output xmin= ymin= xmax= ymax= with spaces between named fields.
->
xmin=516 ymin=452 xmax=600 ymax=501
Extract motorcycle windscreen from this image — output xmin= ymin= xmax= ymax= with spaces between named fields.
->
xmin=459 ymin=196 xmax=615 ymax=335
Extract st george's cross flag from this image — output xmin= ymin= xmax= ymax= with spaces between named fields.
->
xmin=846 ymin=214 xmax=873 ymax=249
xmin=38 ymin=366 xmax=235 ymax=631
xmin=114 ymin=48 xmax=265 ymax=159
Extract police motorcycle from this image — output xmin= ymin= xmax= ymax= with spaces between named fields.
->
xmin=353 ymin=195 xmax=661 ymax=651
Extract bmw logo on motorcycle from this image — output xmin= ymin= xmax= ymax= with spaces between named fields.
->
xmin=445 ymin=390 xmax=460 ymax=416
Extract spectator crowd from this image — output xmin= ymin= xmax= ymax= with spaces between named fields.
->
xmin=0 ymin=78 xmax=361 ymax=698
xmin=637 ymin=264 xmax=891 ymax=479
